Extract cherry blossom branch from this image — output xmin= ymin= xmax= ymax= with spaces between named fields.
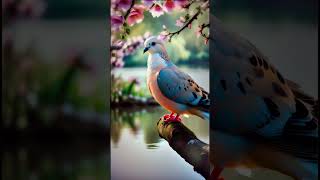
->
xmin=110 ymin=32 xmax=151 ymax=68
xmin=149 ymin=3 xmax=155 ymax=10
xmin=166 ymin=6 xmax=202 ymax=41
xmin=111 ymin=45 xmax=122 ymax=51
xmin=164 ymin=0 xmax=210 ymax=42
xmin=124 ymin=0 xmax=135 ymax=20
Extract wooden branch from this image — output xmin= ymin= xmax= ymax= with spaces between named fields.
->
xmin=157 ymin=117 xmax=210 ymax=179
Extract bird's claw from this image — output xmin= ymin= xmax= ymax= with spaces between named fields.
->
xmin=162 ymin=114 xmax=182 ymax=123
xmin=163 ymin=114 xmax=171 ymax=120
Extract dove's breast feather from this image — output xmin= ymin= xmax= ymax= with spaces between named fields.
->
xmin=147 ymin=66 xmax=189 ymax=114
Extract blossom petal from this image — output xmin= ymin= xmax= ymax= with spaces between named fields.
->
xmin=163 ymin=0 xmax=175 ymax=12
xmin=150 ymin=4 xmax=164 ymax=17
xmin=111 ymin=15 xmax=124 ymax=30
xmin=127 ymin=5 xmax=145 ymax=26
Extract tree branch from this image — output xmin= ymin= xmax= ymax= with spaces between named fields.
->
xmin=166 ymin=7 xmax=202 ymax=41
xmin=157 ymin=117 xmax=210 ymax=179
xmin=124 ymin=0 xmax=135 ymax=20
xmin=165 ymin=0 xmax=210 ymax=42
xmin=200 ymin=23 xmax=211 ymax=40
xmin=110 ymin=45 xmax=122 ymax=51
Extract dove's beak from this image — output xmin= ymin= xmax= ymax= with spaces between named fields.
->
xmin=143 ymin=47 xmax=149 ymax=54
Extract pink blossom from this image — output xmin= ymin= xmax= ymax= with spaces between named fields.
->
xmin=136 ymin=36 xmax=144 ymax=44
xmin=111 ymin=57 xmax=124 ymax=68
xmin=116 ymin=0 xmax=132 ymax=11
xmin=111 ymin=56 xmax=117 ymax=64
xmin=110 ymin=33 xmax=152 ymax=69
xmin=158 ymin=31 xmax=169 ymax=41
xmin=113 ymin=40 xmax=125 ymax=47
xmin=127 ymin=46 xmax=134 ymax=54
xmin=115 ymin=59 xmax=124 ymax=68
xmin=175 ymin=0 xmax=189 ymax=9
xmin=188 ymin=23 xmax=192 ymax=29
xmin=142 ymin=0 xmax=154 ymax=8
xmin=163 ymin=0 xmax=175 ymax=12
xmin=111 ymin=15 xmax=124 ymax=30
xmin=127 ymin=5 xmax=144 ymax=26
xmin=175 ymin=16 xmax=185 ymax=27
xmin=116 ymin=50 xmax=124 ymax=58
xmin=150 ymin=3 xmax=164 ymax=17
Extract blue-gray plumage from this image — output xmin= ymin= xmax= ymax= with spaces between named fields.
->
xmin=210 ymin=15 xmax=318 ymax=180
xmin=157 ymin=67 xmax=210 ymax=111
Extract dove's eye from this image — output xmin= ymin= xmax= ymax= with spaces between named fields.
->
xmin=151 ymin=42 xmax=156 ymax=46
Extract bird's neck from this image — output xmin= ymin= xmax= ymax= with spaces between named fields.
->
xmin=159 ymin=49 xmax=170 ymax=61
xmin=147 ymin=53 xmax=170 ymax=70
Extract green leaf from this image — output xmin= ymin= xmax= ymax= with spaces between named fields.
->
xmin=125 ymin=28 xmax=131 ymax=35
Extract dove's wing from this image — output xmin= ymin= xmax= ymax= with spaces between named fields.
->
xmin=157 ymin=66 xmax=210 ymax=112
xmin=212 ymin=15 xmax=318 ymax=159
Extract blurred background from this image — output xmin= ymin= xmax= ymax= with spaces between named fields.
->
xmin=2 ymin=0 xmax=109 ymax=179
xmin=213 ymin=0 xmax=318 ymax=97
xmin=2 ymin=0 xmax=318 ymax=179
xmin=110 ymin=1 xmax=210 ymax=179
xmin=213 ymin=0 xmax=318 ymax=179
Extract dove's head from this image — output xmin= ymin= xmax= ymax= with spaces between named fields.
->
xmin=143 ymin=36 xmax=167 ymax=55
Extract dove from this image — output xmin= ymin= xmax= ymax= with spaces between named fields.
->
xmin=210 ymin=15 xmax=318 ymax=180
xmin=143 ymin=36 xmax=210 ymax=122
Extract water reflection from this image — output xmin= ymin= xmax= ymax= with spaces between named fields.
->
xmin=111 ymin=106 xmax=209 ymax=180
xmin=111 ymin=107 xmax=209 ymax=148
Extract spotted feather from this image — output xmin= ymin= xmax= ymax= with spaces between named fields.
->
xmin=157 ymin=67 xmax=210 ymax=113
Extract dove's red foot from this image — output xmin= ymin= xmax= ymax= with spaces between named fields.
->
xmin=209 ymin=166 xmax=224 ymax=180
xmin=163 ymin=113 xmax=182 ymax=123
